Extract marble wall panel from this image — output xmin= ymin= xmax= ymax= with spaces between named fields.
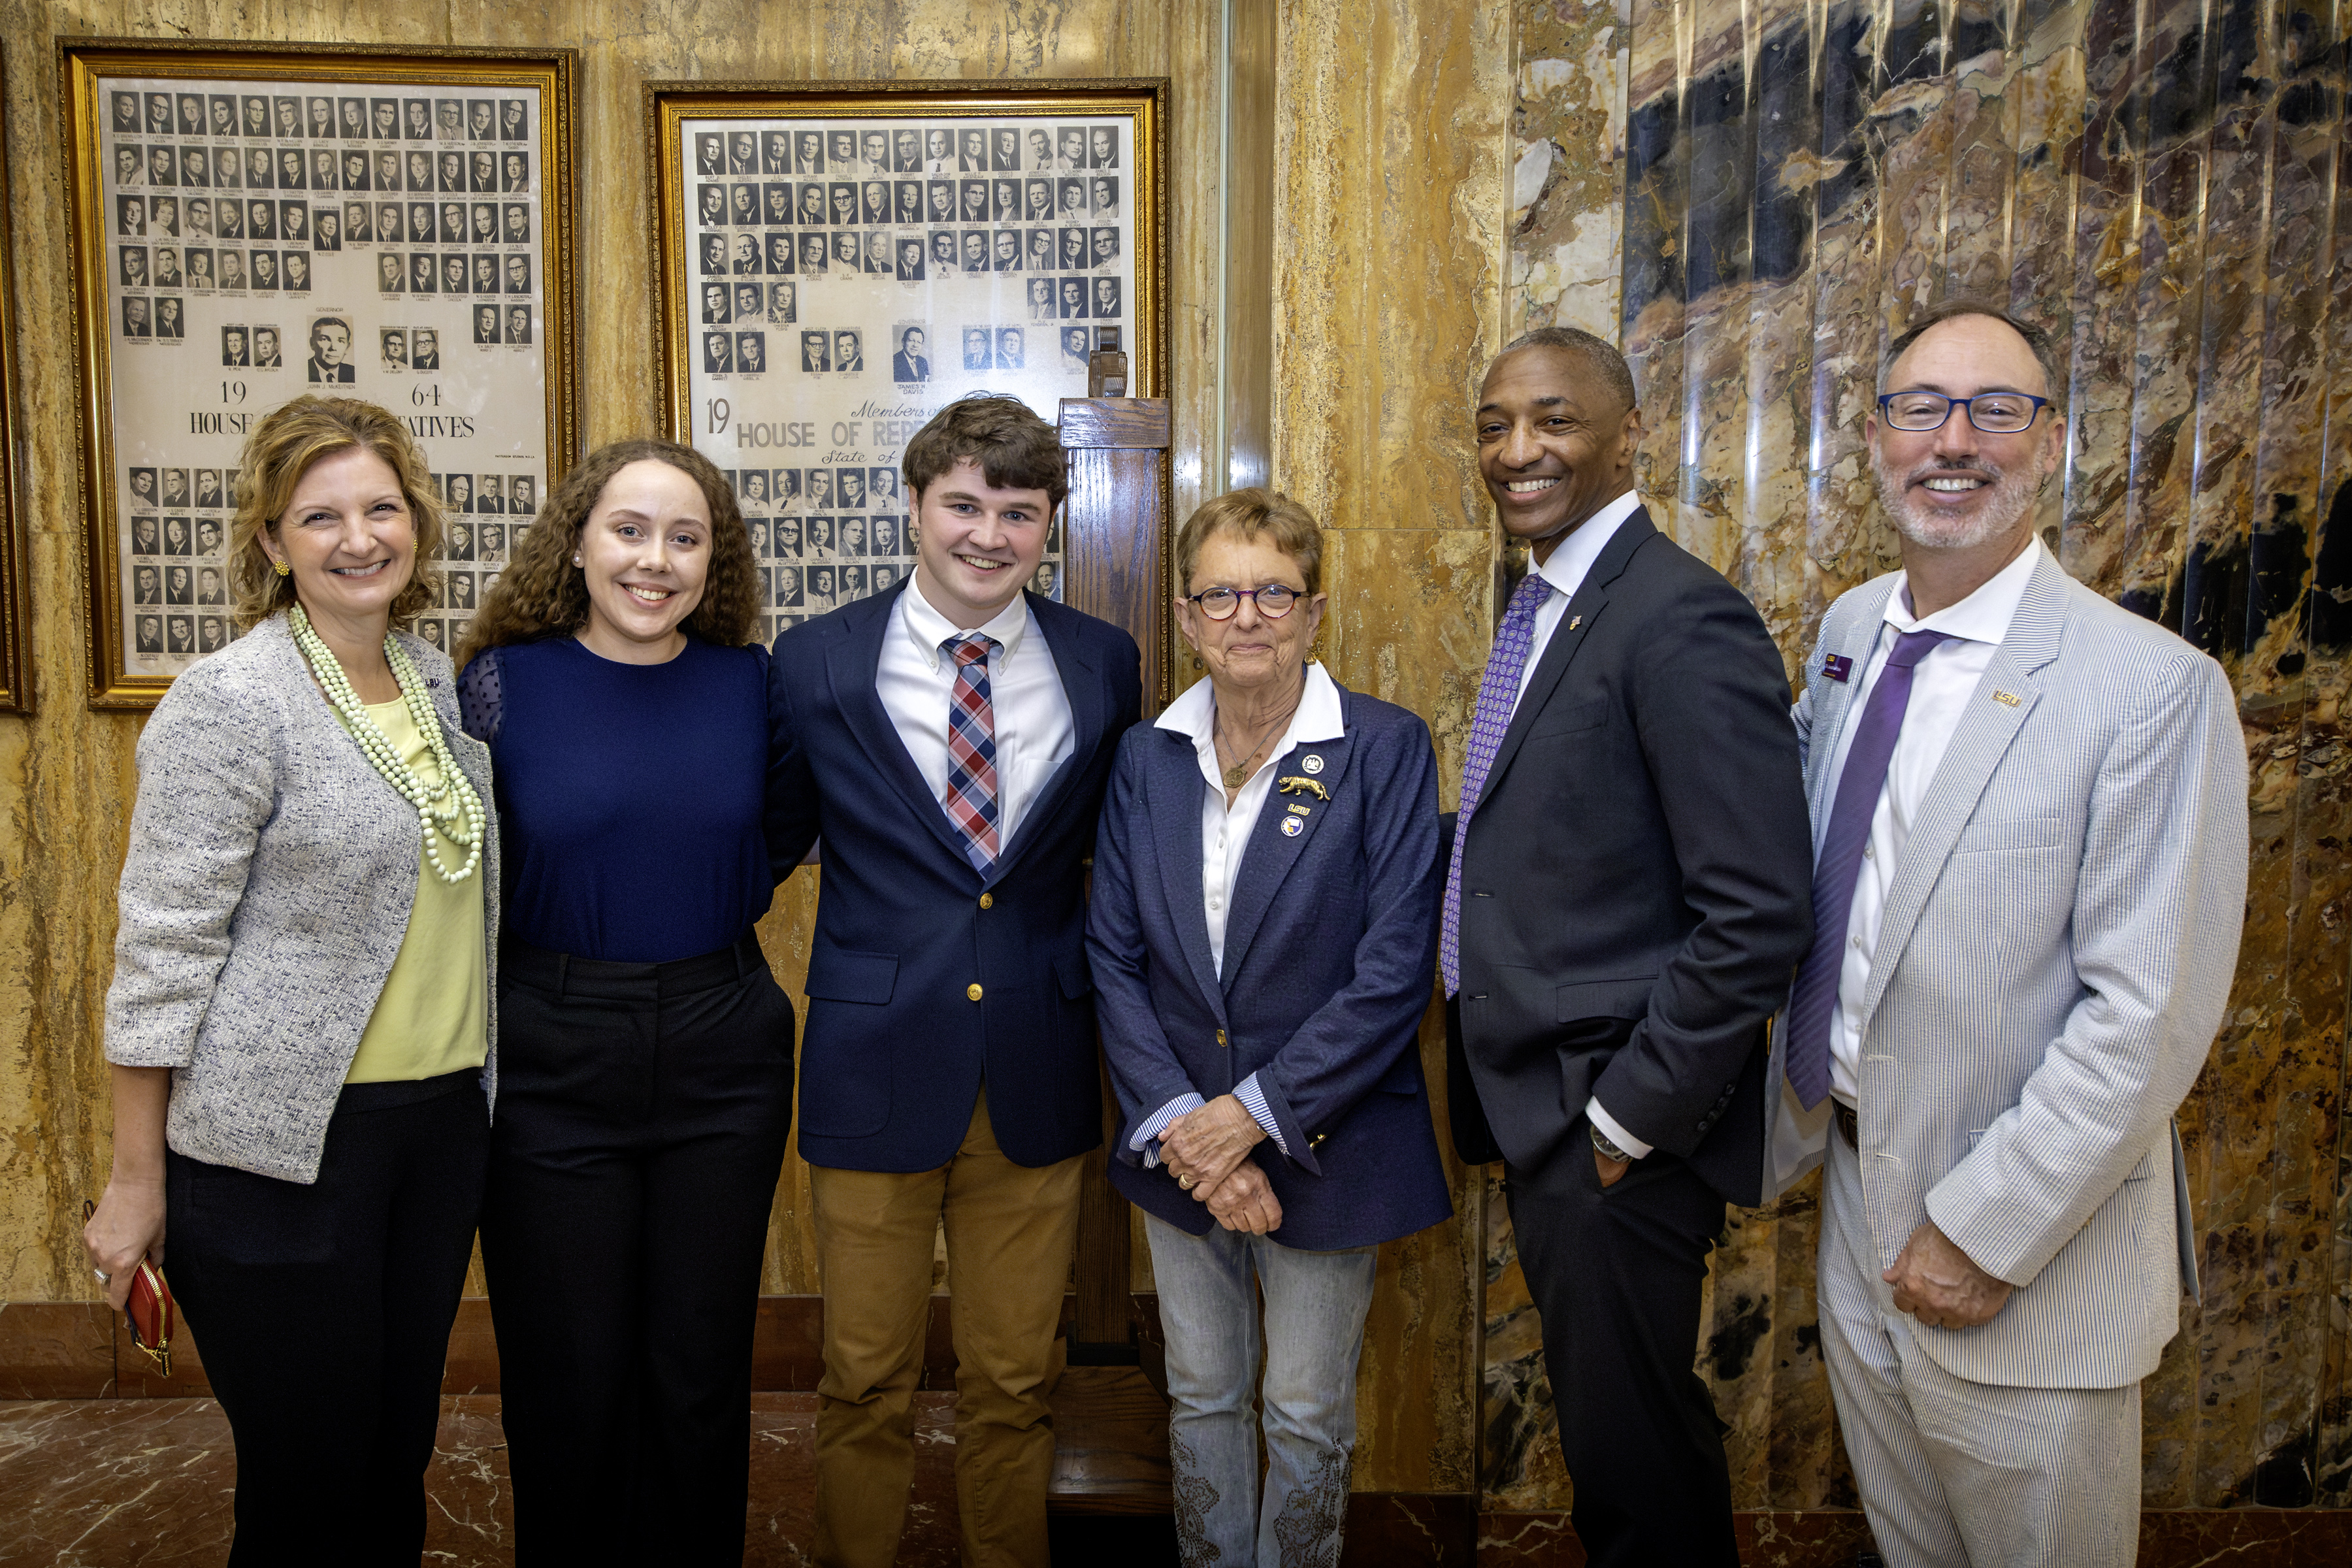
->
xmin=1490 ymin=0 xmax=2352 ymax=1522
xmin=1269 ymin=0 xmax=1511 ymax=1488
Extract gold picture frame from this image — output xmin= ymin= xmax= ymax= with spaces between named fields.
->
xmin=61 ymin=39 xmax=581 ymax=708
xmin=644 ymin=78 xmax=1167 ymax=639
xmin=0 ymin=82 xmax=30 ymax=713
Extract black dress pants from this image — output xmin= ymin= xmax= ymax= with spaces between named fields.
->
xmin=1505 ymin=1109 xmax=1740 ymax=1568
xmin=167 ymin=1071 xmax=489 ymax=1568
xmin=481 ymin=933 xmax=796 ymax=1565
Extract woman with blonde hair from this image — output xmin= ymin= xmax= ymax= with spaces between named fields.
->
xmin=82 ymin=395 xmax=497 ymax=1562
xmin=455 ymin=439 xmax=792 ymax=1564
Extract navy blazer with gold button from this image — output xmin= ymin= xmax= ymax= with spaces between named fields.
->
xmin=1086 ymin=681 xmax=1452 ymax=1251
xmin=765 ymin=581 xmax=1142 ymax=1173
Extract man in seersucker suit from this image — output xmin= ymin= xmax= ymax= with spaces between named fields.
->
xmin=1766 ymin=299 xmax=2248 ymax=1567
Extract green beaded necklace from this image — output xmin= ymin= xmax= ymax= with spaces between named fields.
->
xmin=287 ymin=602 xmax=486 ymax=884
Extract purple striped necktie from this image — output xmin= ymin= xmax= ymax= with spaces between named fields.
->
xmin=940 ymin=634 xmax=1002 ymax=873
xmin=1782 ymin=627 xmax=1955 ymax=1109
xmin=1441 ymin=570 xmax=1559 ymax=997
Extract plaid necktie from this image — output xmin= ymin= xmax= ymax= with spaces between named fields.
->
xmin=941 ymin=634 xmax=1002 ymax=872
xmin=1781 ymin=627 xmax=1956 ymax=1109
xmin=1441 ymin=570 xmax=1559 ymax=997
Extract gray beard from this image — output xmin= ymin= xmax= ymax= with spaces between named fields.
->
xmin=1870 ymin=448 xmax=2037 ymax=551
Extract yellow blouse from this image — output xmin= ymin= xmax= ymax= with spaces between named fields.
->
xmin=336 ymin=696 xmax=489 ymax=1083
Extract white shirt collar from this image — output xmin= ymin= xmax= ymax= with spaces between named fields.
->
xmin=899 ymin=577 xmax=1032 ymax=671
xmin=1157 ymin=661 xmax=1346 ymax=751
xmin=1882 ymin=536 xmax=2042 ymax=645
xmin=1527 ymin=489 xmax=1642 ymax=602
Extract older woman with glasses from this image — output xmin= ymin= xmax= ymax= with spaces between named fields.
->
xmin=1086 ymin=489 xmax=1451 ymax=1565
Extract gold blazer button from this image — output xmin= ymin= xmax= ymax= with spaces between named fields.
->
xmin=1216 ymin=1029 xmax=1227 ymax=1047
xmin=979 ymin=893 xmax=993 ymax=909
xmin=966 ymin=983 xmax=984 ymax=1002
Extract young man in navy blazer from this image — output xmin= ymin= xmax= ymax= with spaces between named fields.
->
xmin=765 ymin=396 xmax=1142 ymax=1568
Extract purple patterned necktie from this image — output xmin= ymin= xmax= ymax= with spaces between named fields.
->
xmin=1782 ymin=627 xmax=1955 ymax=1108
xmin=1441 ymin=570 xmax=1559 ymax=997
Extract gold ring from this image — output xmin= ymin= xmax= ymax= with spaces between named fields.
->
xmin=1177 ymin=1174 xmax=1195 ymax=1190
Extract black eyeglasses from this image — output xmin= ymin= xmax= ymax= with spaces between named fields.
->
xmin=1878 ymin=391 xmax=2051 ymax=433
xmin=1185 ymin=584 xmax=1301 ymax=620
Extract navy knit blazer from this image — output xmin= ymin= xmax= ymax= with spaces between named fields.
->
xmin=1086 ymin=681 xmax=1452 ymax=1250
xmin=765 ymin=581 xmax=1142 ymax=1173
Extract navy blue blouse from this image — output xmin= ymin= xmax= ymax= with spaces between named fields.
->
xmin=458 ymin=636 xmax=775 ymax=964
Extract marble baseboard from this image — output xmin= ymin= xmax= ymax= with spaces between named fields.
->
xmin=0 ymin=1292 xmax=1092 ymax=1400
xmin=1471 ymin=1508 xmax=2352 ymax=1565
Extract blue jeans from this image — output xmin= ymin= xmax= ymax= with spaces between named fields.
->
xmin=1143 ymin=1212 xmax=1378 ymax=1568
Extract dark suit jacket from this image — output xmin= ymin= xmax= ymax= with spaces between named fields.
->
xmin=1086 ymin=684 xmax=1452 ymax=1251
xmin=892 ymin=351 xmax=930 ymax=382
xmin=1446 ymin=508 xmax=1812 ymax=1205
xmin=765 ymin=581 xmax=1143 ymax=1172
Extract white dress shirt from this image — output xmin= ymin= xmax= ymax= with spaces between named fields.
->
xmin=1512 ymin=488 xmax=1643 ymax=706
xmin=875 ymin=580 xmax=1073 ymax=850
xmin=1816 ymin=538 xmax=2042 ymax=1105
xmin=1488 ymin=489 xmax=1657 ymax=1158
xmin=1126 ymin=662 xmax=1347 ymax=1164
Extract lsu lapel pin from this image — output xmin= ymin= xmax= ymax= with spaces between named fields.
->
xmin=1277 ymin=776 xmax=1330 ymax=801
xmin=1286 ymin=802 xmax=1312 ymax=816
xmin=1992 ymin=689 xmax=2022 ymax=707
xmin=1822 ymin=653 xmax=1854 ymax=683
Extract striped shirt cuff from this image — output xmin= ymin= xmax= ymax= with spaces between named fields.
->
xmin=1235 ymin=1072 xmax=1290 ymax=1156
xmin=1132 ymin=1092 xmax=1205 ymax=1168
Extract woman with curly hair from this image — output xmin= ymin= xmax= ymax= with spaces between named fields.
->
xmin=82 ymin=395 xmax=496 ymax=1560
xmin=453 ymin=440 xmax=792 ymax=1564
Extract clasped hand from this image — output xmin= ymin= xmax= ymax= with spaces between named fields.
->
xmin=1160 ymin=1094 xmax=1281 ymax=1233
xmin=1884 ymin=1218 xmax=2012 ymax=1330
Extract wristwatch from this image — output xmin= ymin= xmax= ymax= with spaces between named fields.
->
xmin=1590 ymin=1121 xmax=1634 ymax=1164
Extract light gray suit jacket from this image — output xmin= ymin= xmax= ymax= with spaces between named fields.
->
xmin=105 ymin=613 xmax=499 ymax=1183
xmin=1763 ymin=547 xmax=2246 ymax=1389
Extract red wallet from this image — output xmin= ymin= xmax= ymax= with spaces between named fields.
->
xmin=84 ymin=1200 xmax=176 ymax=1377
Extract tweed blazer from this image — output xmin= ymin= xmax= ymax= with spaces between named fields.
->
xmin=104 ymin=613 xmax=500 ymax=1183
xmin=1763 ymin=548 xmax=2246 ymax=1389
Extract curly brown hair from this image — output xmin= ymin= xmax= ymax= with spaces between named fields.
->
xmin=455 ymin=440 xmax=759 ymax=666
xmin=227 ymin=396 xmax=444 ymax=632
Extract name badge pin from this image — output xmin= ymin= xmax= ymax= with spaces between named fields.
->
xmin=1286 ymin=802 xmax=1311 ymax=817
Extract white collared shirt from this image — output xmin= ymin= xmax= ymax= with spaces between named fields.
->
xmin=875 ymin=579 xmax=1073 ymax=850
xmin=1127 ymin=661 xmax=1347 ymax=1162
xmin=1819 ymin=538 xmax=2042 ymax=1103
xmin=1512 ymin=489 xmax=1643 ymax=707
xmin=1490 ymin=489 xmax=1653 ymax=1160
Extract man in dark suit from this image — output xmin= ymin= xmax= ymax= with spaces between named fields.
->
xmin=764 ymin=395 xmax=1142 ymax=1568
xmin=1444 ymin=328 xmax=1813 ymax=1566
xmin=890 ymin=326 xmax=929 ymax=384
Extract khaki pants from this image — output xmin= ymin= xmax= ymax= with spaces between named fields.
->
xmin=810 ymin=1086 xmax=1083 ymax=1568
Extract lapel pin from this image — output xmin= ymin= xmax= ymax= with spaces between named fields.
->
xmin=1301 ymin=753 xmax=1324 ymax=775
xmin=1286 ymin=802 xmax=1311 ymax=816
xmin=1277 ymin=776 xmax=1331 ymax=801
xmin=1992 ymin=689 xmax=2021 ymax=707
xmin=1567 ymin=615 xmax=1582 ymax=632
xmin=1822 ymin=654 xmax=1854 ymax=683
xmin=1280 ymin=816 xmax=1303 ymax=836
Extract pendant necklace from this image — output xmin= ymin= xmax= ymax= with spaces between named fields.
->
xmin=1215 ymin=670 xmax=1305 ymax=791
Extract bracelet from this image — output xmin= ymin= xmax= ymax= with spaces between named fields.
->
xmin=1590 ymin=1121 xmax=1633 ymax=1164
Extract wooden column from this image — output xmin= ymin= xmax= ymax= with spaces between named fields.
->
xmin=1046 ymin=397 xmax=1176 ymax=1513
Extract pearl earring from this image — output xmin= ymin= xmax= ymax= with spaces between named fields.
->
xmin=571 ymin=555 xmax=582 ymax=567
